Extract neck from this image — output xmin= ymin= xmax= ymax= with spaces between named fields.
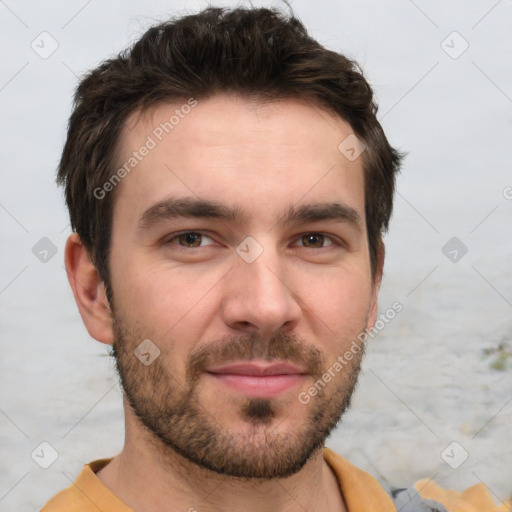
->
xmin=96 ymin=411 xmax=346 ymax=512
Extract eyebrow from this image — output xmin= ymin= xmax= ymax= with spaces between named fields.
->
xmin=139 ymin=197 xmax=249 ymax=228
xmin=279 ymin=202 xmax=362 ymax=231
xmin=139 ymin=197 xmax=363 ymax=232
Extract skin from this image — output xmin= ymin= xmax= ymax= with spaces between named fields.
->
xmin=65 ymin=94 xmax=384 ymax=512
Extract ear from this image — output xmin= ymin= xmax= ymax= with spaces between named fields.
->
xmin=64 ymin=233 xmax=114 ymax=345
xmin=366 ymin=243 xmax=385 ymax=329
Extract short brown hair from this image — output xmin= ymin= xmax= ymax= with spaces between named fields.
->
xmin=58 ymin=6 xmax=402 ymax=291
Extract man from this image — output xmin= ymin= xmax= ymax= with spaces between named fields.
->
xmin=42 ymin=6 xmax=509 ymax=512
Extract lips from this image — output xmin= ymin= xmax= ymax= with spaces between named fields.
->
xmin=205 ymin=361 xmax=307 ymax=399
xmin=207 ymin=362 xmax=306 ymax=376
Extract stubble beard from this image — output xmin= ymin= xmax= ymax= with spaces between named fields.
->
xmin=111 ymin=314 xmax=365 ymax=480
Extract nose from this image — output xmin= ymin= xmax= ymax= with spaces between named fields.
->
xmin=221 ymin=242 xmax=302 ymax=338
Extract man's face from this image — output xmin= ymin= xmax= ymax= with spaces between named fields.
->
xmin=108 ymin=95 xmax=379 ymax=478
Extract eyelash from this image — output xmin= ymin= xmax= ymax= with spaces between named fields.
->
xmin=165 ymin=231 xmax=342 ymax=249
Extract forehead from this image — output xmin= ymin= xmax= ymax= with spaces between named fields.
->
xmin=114 ymin=95 xmax=365 ymax=229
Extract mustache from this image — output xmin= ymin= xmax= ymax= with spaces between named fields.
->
xmin=186 ymin=333 xmax=326 ymax=385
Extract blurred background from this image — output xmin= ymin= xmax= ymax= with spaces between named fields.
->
xmin=1 ymin=0 xmax=511 ymax=510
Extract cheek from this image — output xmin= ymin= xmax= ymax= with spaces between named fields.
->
xmin=298 ymin=266 xmax=373 ymax=337
xmin=111 ymin=256 xmax=226 ymax=343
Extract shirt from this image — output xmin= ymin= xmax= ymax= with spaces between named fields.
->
xmin=41 ymin=447 xmax=511 ymax=511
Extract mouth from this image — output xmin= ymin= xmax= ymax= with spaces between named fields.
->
xmin=205 ymin=361 xmax=307 ymax=399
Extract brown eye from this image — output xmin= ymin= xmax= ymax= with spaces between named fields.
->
xmin=170 ymin=232 xmax=213 ymax=248
xmin=179 ymin=233 xmax=202 ymax=247
xmin=297 ymin=233 xmax=332 ymax=248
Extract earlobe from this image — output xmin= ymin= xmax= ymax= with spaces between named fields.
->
xmin=64 ymin=233 xmax=114 ymax=345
